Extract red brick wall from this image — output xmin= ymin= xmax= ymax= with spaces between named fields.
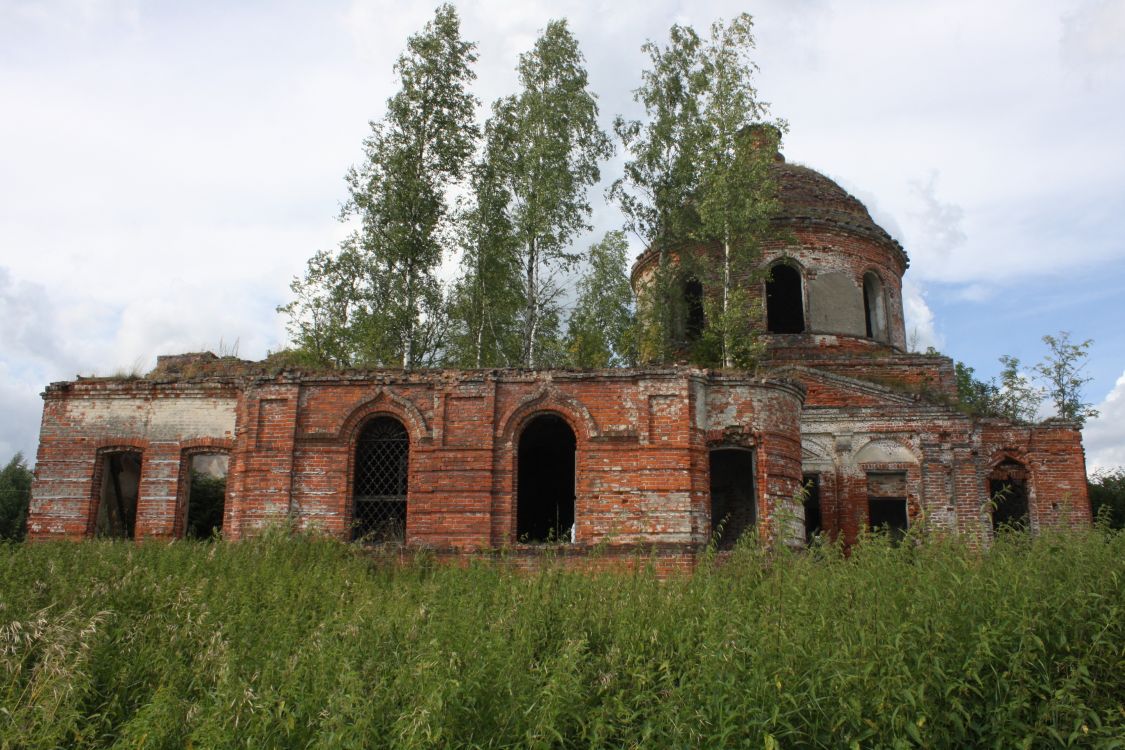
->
xmin=28 ymin=369 xmax=806 ymax=553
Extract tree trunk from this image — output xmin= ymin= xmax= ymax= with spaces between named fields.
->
xmin=525 ymin=237 xmax=538 ymax=368
xmin=722 ymin=229 xmax=732 ymax=368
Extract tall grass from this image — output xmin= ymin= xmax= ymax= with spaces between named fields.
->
xmin=2 ymin=527 xmax=1123 ymax=748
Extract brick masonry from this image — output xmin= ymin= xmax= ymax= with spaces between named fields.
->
xmin=26 ymin=146 xmax=1092 ymax=557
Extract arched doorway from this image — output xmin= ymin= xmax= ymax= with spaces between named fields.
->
xmin=766 ymin=263 xmax=805 ymax=333
xmin=353 ymin=416 xmax=409 ymax=543
xmin=517 ymin=413 xmax=576 ymax=543
xmin=709 ymin=448 xmax=756 ymax=549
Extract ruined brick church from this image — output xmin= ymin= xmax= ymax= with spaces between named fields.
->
xmin=27 ymin=142 xmax=1091 ymax=563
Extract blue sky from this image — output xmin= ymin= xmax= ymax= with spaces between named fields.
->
xmin=1 ymin=0 xmax=1123 ymax=471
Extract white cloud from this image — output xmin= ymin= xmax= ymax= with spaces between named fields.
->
xmin=902 ymin=278 xmax=942 ymax=353
xmin=1084 ymin=369 xmax=1125 ymax=474
xmin=1061 ymin=0 xmax=1125 ymax=68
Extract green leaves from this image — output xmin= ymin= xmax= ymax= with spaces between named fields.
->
xmin=482 ymin=20 xmax=613 ymax=367
xmin=0 ymin=452 xmax=31 ymax=541
xmin=565 ymin=232 xmax=636 ymax=368
xmin=616 ymin=15 xmax=784 ymax=368
xmin=282 ymin=5 xmax=478 ymax=370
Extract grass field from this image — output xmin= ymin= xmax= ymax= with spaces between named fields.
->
xmin=2 ymin=527 xmax=1123 ymax=749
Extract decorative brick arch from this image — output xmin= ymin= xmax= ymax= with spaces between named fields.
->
xmin=497 ymin=385 xmax=599 ymax=445
xmin=337 ymin=387 xmax=431 ymax=445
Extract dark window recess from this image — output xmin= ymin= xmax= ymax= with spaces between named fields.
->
xmin=989 ymin=460 xmax=1029 ymax=532
xmin=868 ymin=498 xmax=908 ymax=543
xmin=684 ymin=278 xmax=705 ymax=341
xmin=709 ymin=449 xmax=756 ymax=550
xmin=95 ymin=451 xmax=141 ymax=539
xmin=803 ymin=474 xmax=822 ymax=544
xmin=353 ymin=417 xmax=408 ymax=543
xmin=766 ymin=264 xmax=805 ymax=333
xmin=517 ymin=414 xmax=576 ymax=543
xmin=185 ymin=454 xmax=227 ymax=540
xmin=863 ymin=272 xmax=887 ymax=341
xmin=867 ymin=471 xmax=908 ymax=544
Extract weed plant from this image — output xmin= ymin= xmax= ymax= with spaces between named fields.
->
xmin=1 ymin=526 xmax=1123 ymax=748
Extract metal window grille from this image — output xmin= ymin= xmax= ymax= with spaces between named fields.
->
xmin=353 ymin=417 xmax=408 ymax=543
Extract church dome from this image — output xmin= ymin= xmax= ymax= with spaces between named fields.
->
xmin=770 ymin=157 xmax=906 ymax=265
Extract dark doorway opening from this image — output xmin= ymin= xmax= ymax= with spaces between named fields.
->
xmin=709 ymin=449 xmax=756 ymax=550
xmin=766 ymin=264 xmax=805 ymax=333
xmin=803 ymin=473 xmax=822 ymax=544
xmin=185 ymin=454 xmax=227 ymax=540
xmin=94 ymin=451 xmax=141 ymax=539
xmin=353 ymin=416 xmax=409 ymax=543
xmin=989 ymin=460 xmax=1029 ymax=532
xmin=517 ymin=414 xmax=576 ymax=543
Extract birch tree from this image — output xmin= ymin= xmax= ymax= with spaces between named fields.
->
xmin=565 ymin=231 xmax=636 ymax=368
xmin=281 ymin=4 xmax=478 ymax=368
xmin=487 ymin=20 xmax=612 ymax=367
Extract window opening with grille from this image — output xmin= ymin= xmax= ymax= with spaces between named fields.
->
xmin=353 ymin=417 xmax=408 ymax=543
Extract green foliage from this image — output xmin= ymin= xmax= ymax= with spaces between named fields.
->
xmin=2 ymin=530 xmax=1123 ymax=747
xmin=953 ymin=360 xmax=1000 ymax=417
xmin=1035 ymin=331 xmax=1098 ymax=426
xmin=952 ymin=356 xmax=1044 ymax=423
xmin=185 ymin=471 xmax=226 ymax=540
xmin=565 ymin=231 xmax=636 ymax=368
xmin=1089 ymin=468 xmax=1125 ymax=529
xmin=0 ymin=453 xmax=32 ymax=541
xmin=445 ymin=148 xmax=525 ymax=367
xmin=615 ymin=15 xmax=782 ymax=368
xmin=484 ymin=20 xmax=613 ymax=367
xmin=280 ymin=5 xmax=478 ymax=368
xmin=952 ymin=331 xmax=1096 ymax=425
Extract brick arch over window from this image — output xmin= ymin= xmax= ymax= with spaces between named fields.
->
xmin=336 ymin=388 xmax=431 ymax=444
xmin=497 ymin=387 xmax=599 ymax=445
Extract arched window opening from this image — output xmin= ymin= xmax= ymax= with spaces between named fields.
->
xmin=989 ymin=459 xmax=1029 ymax=532
xmin=709 ymin=448 xmax=756 ymax=550
xmin=683 ymin=278 xmax=705 ymax=341
xmin=766 ymin=264 xmax=805 ymax=333
xmin=353 ymin=416 xmax=409 ymax=543
xmin=517 ymin=413 xmax=576 ymax=543
xmin=863 ymin=272 xmax=887 ymax=341
xmin=184 ymin=453 xmax=228 ymax=540
xmin=94 ymin=450 xmax=142 ymax=539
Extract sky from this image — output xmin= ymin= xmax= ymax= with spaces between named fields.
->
xmin=1 ymin=0 xmax=1124 ymax=473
